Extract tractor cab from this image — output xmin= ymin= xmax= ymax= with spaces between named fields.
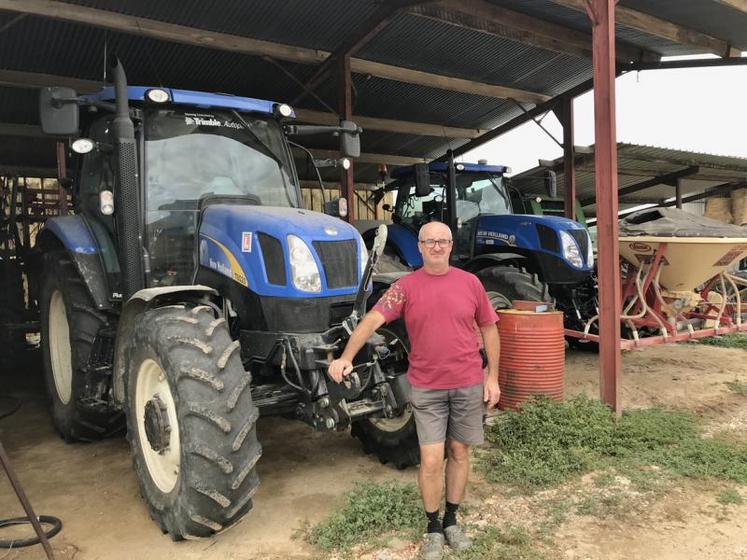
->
xmin=69 ymin=87 xmax=303 ymax=291
xmin=389 ymin=162 xmax=511 ymax=263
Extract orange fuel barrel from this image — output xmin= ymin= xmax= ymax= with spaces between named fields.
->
xmin=496 ymin=310 xmax=565 ymax=411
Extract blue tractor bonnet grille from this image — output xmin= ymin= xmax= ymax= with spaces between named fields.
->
xmin=312 ymin=240 xmax=358 ymax=289
xmin=535 ymin=224 xmax=560 ymax=253
xmin=258 ymin=233 xmax=286 ymax=286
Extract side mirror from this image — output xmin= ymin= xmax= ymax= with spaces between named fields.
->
xmin=414 ymin=163 xmax=431 ymax=197
xmin=543 ymin=169 xmax=557 ymax=199
xmin=339 ymin=120 xmax=361 ymax=158
xmin=382 ymin=203 xmax=392 ymax=212
xmin=39 ymin=87 xmax=80 ymax=136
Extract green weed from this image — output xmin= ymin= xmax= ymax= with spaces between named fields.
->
xmin=699 ymin=333 xmax=747 ymax=350
xmin=307 ymin=480 xmax=422 ymax=552
xmin=717 ymin=488 xmax=744 ymax=505
xmin=452 ymin=525 xmax=547 ymax=560
xmin=479 ymin=396 xmax=747 ymax=491
xmin=726 ymin=380 xmax=747 ymax=396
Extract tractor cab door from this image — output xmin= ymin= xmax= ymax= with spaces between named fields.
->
xmin=452 ymin=173 xmax=512 ymax=262
xmin=75 ymin=115 xmax=121 ymax=284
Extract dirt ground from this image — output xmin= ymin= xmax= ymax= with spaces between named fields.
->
xmin=1 ymin=342 xmax=746 ymax=559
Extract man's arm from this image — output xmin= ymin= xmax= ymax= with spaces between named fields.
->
xmin=480 ymin=323 xmax=501 ymax=408
xmin=328 ymin=310 xmax=387 ymax=383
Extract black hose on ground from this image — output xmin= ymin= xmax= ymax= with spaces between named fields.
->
xmin=0 ymin=399 xmax=62 ymax=557
xmin=0 ymin=515 xmax=62 ymax=549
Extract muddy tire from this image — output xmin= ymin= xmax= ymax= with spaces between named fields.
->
xmin=40 ymin=251 xmax=123 ymax=442
xmin=125 ymin=304 xmax=261 ymax=540
xmin=352 ymin=325 xmax=419 ymax=470
xmin=476 ymin=265 xmax=551 ymax=310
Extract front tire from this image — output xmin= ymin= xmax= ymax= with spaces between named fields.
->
xmin=125 ymin=304 xmax=261 ymax=539
xmin=476 ymin=265 xmax=551 ymax=310
xmin=40 ymin=251 xmax=123 ymax=441
xmin=351 ymin=325 xmax=419 ymax=469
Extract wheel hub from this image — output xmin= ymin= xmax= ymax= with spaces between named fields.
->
xmin=143 ymin=395 xmax=171 ymax=454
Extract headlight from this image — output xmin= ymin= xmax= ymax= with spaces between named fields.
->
xmin=287 ymin=235 xmax=321 ymax=292
xmin=586 ymin=231 xmax=594 ymax=265
xmin=560 ymin=230 xmax=583 ymax=268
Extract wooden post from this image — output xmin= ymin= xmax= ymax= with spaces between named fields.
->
xmin=586 ymin=0 xmax=622 ymax=413
xmin=339 ymin=55 xmax=355 ymax=223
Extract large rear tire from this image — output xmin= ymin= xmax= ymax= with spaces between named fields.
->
xmin=351 ymin=324 xmax=419 ymax=470
xmin=476 ymin=265 xmax=550 ymax=310
xmin=40 ymin=251 xmax=123 ymax=441
xmin=125 ymin=304 xmax=261 ymax=539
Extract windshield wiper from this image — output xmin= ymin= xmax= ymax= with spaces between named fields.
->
xmin=230 ymin=109 xmax=284 ymax=169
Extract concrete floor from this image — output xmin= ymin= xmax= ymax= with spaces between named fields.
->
xmin=0 ymin=350 xmax=413 ymax=559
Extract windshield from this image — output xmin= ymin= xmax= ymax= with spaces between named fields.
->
xmin=455 ymin=173 xmax=511 ymax=218
xmin=142 ymin=108 xmax=299 ymax=288
xmin=394 ymin=171 xmax=510 ymax=231
xmin=144 ymin=109 xmax=299 ymax=212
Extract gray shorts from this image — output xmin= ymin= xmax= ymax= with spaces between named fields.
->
xmin=409 ymin=383 xmax=485 ymax=446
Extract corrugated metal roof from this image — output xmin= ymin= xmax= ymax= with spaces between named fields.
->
xmin=512 ymin=143 xmax=747 ymax=216
xmin=1 ymin=0 xmax=746 ymax=182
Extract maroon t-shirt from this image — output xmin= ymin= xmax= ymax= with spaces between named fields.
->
xmin=373 ymin=267 xmax=498 ymax=389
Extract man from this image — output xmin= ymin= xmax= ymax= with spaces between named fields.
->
xmin=329 ymin=221 xmax=501 ymax=560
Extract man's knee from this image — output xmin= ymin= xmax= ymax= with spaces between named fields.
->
xmin=446 ymin=438 xmax=470 ymax=463
xmin=419 ymin=443 xmax=445 ymax=475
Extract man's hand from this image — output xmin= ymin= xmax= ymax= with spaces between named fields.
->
xmin=484 ymin=375 xmax=501 ymax=409
xmin=328 ymin=358 xmax=354 ymax=383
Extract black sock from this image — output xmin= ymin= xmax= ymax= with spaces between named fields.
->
xmin=426 ymin=510 xmax=442 ymax=534
xmin=443 ymin=501 xmax=459 ymax=528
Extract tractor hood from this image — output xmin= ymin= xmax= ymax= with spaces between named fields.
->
xmin=474 ymin=213 xmax=594 ymax=271
xmin=198 ymin=205 xmax=365 ymax=298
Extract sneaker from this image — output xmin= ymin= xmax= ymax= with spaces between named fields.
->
xmin=443 ymin=525 xmax=473 ymax=550
xmin=420 ymin=531 xmax=445 ymax=560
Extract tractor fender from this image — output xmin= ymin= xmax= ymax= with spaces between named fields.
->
xmin=111 ymin=285 xmax=218 ymax=403
xmin=37 ymin=216 xmax=111 ymax=310
xmin=462 ymin=253 xmax=528 ymax=274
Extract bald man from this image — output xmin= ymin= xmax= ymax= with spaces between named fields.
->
xmin=329 ymin=221 xmax=501 ymax=560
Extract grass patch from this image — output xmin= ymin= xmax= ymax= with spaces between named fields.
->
xmin=452 ymin=525 xmax=547 ymax=560
xmin=717 ymin=488 xmax=744 ymax=506
xmin=306 ymin=480 xmax=422 ymax=553
xmin=726 ymin=380 xmax=747 ymax=396
xmin=699 ymin=333 xmax=747 ymax=350
xmin=480 ymin=396 xmax=747 ymax=491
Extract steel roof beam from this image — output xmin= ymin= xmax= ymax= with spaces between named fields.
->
xmin=415 ymin=0 xmax=655 ymax=63
xmin=293 ymin=3 xmax=402 ymax=105
xmin=578 ymin=165 xmax=700 ymax=207
xmin=0 ymin=0 xmax=548 ymax=104
xmin=551 ymin=0 xmax=741 ymax=57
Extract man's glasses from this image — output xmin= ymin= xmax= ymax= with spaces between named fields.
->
xmin=419 ymin=238 xmax=453 ymax=248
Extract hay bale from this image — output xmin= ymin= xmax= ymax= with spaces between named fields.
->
xmin=731 ymin=188 xmax=747 ymax=225
xmin=704 ymin=196 xmax=733 ymax=224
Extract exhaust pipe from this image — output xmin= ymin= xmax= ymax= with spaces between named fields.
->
xmin=109 ymin=57 xmax=144 ymax=299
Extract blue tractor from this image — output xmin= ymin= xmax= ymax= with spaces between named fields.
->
xmin=35 ymin=59 xmax=414 ymax=539
xmin=362 ymin=160 xmax=596 ymax=332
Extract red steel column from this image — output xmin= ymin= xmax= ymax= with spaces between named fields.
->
xmin=339 ymin=54 xmax=355 ymax=223
xmin=560 ymin=97 xmax=576 ymax=220
xmin=587 ymin=0 xmax=621 ymax=413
